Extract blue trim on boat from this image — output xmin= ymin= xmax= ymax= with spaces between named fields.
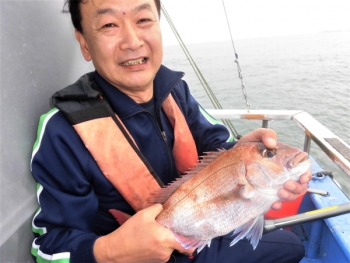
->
xmin=297 ymin=156 xmax=350 ymax=263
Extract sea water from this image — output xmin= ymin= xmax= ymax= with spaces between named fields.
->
xmin=163 ymin=32 xmax=350 ymax=196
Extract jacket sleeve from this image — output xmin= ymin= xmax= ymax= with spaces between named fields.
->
xmin=31 ymin=108 xmax=99 ymax=263
xmin=173 ymin=80 xmax=236 ymax=155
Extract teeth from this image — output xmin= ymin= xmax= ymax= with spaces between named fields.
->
xmin=121 ymin=58 xmax=146 ymax=66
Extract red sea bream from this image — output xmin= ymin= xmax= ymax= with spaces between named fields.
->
xmin=110 ymin=142 xmax=311 ymax=251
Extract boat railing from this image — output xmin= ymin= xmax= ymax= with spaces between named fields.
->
xmin=207 ymin=109 xmax=350 ymax=178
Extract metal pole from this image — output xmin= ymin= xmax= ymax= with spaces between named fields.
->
xmin=304 ymin=134 xmax=311 ymax=153
xmin=263 ymin=203 xmax=350 ymax=233
xmin=262 ymin=120 xmax=269 ymax=128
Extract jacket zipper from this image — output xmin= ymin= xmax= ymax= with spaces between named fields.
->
xmin=160 ymin=130 xmax=174 ymax=182
xmin=147 ymin=111 xmax=174 ymax=183
xmin=161 ymin=131 xmax=167 ymax=143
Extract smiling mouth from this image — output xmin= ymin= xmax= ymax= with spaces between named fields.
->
xmin=120 ymin=58 xmax=147 ymax=66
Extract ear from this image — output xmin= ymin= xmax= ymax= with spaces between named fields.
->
xmin=75 ymin=30 xmax=92 ymax=61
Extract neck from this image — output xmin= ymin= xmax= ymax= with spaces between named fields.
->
xmin=121 ymin=87 xmax=154 ymax=103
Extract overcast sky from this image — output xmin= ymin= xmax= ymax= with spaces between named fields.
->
xmin=159 ymin=0 xmax=350 ymax=45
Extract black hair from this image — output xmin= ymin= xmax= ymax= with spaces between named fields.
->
xmin=63 ymin=0 xmax=161 ymax=34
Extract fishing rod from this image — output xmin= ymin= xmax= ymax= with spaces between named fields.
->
xmin=263 ymin=203 xmax=350 ymax=233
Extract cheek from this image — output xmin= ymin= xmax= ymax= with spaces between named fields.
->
xmin=89 ymin=34 xmax=118 ymax=56
xmin=145 ymin=28 xmax=163 ymax=52
xmin=246 ymin=162 xmax=284 ymax=187
xmin=102 ymin=36 xmax=120 ymax=53
xmin=105 ymin=40 xmax=119 ymax=52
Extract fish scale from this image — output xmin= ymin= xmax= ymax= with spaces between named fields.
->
xmin=159 ymin=152 xmax=244 ymax=213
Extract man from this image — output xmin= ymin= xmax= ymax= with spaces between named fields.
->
xmin=31 ymin=0 xmax=311 ymax=262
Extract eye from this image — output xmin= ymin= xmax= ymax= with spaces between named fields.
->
xmin=104 ymin=23 xmax=116 ymax=28
xmin=262 ymin=148 xmax=277 ymax=158
xmin=138 ymin=18 xmax=152 ymax=23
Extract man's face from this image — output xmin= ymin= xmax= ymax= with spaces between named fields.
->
xmin=76 ymin=0 xmax=163 ymax=97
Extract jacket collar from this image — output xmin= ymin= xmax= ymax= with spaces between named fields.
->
xmin=94 ymin=65 xmax=184 ymax=119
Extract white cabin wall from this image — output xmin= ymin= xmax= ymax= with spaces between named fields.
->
xmin=0 ymin=1 xmax=94 ymax=262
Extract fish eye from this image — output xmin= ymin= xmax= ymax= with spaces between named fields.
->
xmin=262 ymin=148 xmax=276 ymax=158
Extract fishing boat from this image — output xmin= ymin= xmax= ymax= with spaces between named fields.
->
xmin=1 ymin=1 xmax=349 ymax=262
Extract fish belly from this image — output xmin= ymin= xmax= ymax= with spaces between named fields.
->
xmin=158 ymin=190 xmax=276 ymax=241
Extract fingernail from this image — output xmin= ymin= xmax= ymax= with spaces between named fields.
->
xmin=266 ymin=138 xmax=276 ymax=148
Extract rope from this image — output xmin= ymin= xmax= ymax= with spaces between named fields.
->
xmin=221 ymin=0 xmax=251 ymax=112
xmin=161 ymin=3 xmax=240 ymax=139
xmin=222 ymin=0 xmax=238 ymax=60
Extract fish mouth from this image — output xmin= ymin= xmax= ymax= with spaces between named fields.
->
xmin=288 ymin=151 xmax=309 ymax=168
xmin=286 ymin=151 xmax=311 ymax=179
xmin=120 ymin=57 xmax=148 ymax=66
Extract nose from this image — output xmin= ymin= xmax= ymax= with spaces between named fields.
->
xmin=119 ymin=23 xmax=143 ymax=50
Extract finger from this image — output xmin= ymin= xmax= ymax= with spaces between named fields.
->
xmin=262 ymin=129 xmax=277 ymax=149
xmin=284 ymin=180 xmax=308 ymax=195
xmin=278 ymin=180 xmax=302 ymax=200
xmin=142 ymin=203 xmax=164 ymax=219
xmin=277 ymin=183 xmax=308 ymax=201
xmin=272 ymin=171 xmax=311 ymax=210
xmin=238 ymin=128 xmax=277 ymax=149
xmin=299 ymin=169 xmax=312 ymax=184
xmin=278 ymin=188 xmax=298 ymax=201
xmin=271 ymin=201 xmax=282 ymax=210
xmin=175 ymin=247 xmax=197 ymax=256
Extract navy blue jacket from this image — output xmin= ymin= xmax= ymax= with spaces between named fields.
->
xmin=31 ymin=65 xmax=235 ymax=262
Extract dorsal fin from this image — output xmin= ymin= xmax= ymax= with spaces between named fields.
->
xmin=147 ymin=149 xmax=227 ymax=204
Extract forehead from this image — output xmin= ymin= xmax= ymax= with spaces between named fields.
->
xmin=81 ymin=0 xmax=156 ymax=16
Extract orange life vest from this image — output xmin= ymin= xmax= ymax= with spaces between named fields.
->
xmin=73 ymin=93 xmax=198 ymax=212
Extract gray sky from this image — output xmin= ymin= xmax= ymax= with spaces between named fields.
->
xmin=160 ymin=0 xmax=350 ymax=45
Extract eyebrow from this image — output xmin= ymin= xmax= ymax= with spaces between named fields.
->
xmin=96 ymin=8 xmax=117 ymax=17
xmin=95 ymin=3 xmax=152 ymax=17
xmin=134 ymin=3 xmax=152 ymax=13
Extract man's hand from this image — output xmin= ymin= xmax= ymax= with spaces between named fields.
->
xmin=236 ymin=127 xmax=277 ymax=148
xmin=94 ymin=204 xmax=195 ymax=263
xmin=237 ymin=128 xmax=312 ymax=210
xmin=272 ymin=169 xmax=311 ymax=210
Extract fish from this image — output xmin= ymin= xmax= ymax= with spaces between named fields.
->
xmin=110 ymin=142 xmax=311 ymax=251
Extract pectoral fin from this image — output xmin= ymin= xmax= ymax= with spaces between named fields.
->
xmin=173 ymin=232 xmax=211 ymax=253
xmin=238 ymin=183 xmax=255 ymax=199
xmin=230 ymin=215 xmax=264 ymax=250
xmin=109 ymin=209 xmax=132 ymax=225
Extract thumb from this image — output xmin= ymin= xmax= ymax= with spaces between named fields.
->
xmin=261 ymin=128 xmax=277 ymax=149
xmin=142 ymin=203 xmax=164 ymax=219
xmin=238 ymin=128 xmax=277 ymax=149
